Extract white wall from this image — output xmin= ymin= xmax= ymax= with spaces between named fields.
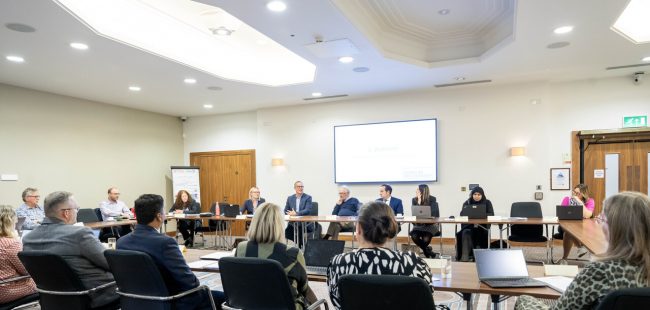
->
xmin=183 ymin=76 xmax=650 ymax=237
xmin=0 ymin=83 xmax=184 ymax=210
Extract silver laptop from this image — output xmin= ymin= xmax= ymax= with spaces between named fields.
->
xmin=411 ymin=205 xmax=432 ymax=219
xmin=304 ymin=239 xmax=345 ymax=275
xmin=474 ymin=249 xmax=546 ymax=288
xmin=15 ymin=217 xmax=26 ymax=237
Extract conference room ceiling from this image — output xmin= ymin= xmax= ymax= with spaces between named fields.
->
xmin=0 ymin=0 xmax=648 ymax=117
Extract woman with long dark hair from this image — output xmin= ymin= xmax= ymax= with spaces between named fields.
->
xmin=409 ymin=184 xmax=440 ymax=258
xmin=169 ymin=190 xmax=201 ymax=246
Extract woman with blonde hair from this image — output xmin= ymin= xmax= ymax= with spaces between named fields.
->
xmin=241 ymin=187 xmax=265 ymax=215
xmin=516 ymin=191 xmax=650 ymax=309
xmin=557 ymin=183 xmax=595 ymax=262
xmin=0 ymin=205 xmax=38 ymax=304
xmin=235 ymin=203 xmax=317 ymax=309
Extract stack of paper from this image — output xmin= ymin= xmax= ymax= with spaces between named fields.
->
xmin=200 ymin=249 xmax=236 ymax=261
xmin=544 ymin=264 xmax=579 ymax=277
xmin=534 ymin=276 xmax=573 ymax=293
xmin=188 ymin=260 xmax=220 ymax=270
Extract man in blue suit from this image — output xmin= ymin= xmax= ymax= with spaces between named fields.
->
xmin=284 ymin=180 xmax=313 ymax=245
xmin=117 ymin=194 xmax=225 ymax=310
xmin=377 ymin=184 xmax=404 ymax=216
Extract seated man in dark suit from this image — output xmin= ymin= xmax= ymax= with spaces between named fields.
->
xmin=117 ymin=194 xmax=225 ymax=310
xmin=284 ymin=181 xmax=313 ymax=245
xmin=22 ymin=191 xmax=119 ymax=309
xmin=323 ymin=186 xmax=359 ymax=240
xmin=377 ymin=184 xmax=404 ymax=232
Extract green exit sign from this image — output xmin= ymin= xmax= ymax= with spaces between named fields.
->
xmin=623 ymin=116 xmax=647 ymax=128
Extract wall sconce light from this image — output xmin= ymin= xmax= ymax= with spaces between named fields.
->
xmin=510 ymin=147 xmax=526 ymax=156
xmin=271 ymin=158 xmax=284 ymax=166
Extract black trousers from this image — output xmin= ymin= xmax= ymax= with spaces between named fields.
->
xmin=410 ymin=230 xmax=435 ymax=257
xmin=455 ymin=225 xmax=489 ymax=261
xmin=178 ymin=219 xmax=197 ymax=241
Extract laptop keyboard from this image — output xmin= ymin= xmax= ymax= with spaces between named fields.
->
xmin=306 ymin=266 xmax=328 ymax=275
xmin=483 ymin=278 xmax=546 ymax=288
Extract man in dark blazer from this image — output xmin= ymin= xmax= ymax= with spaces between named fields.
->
xmin=117 ymin=194 xmax=225 ymax=310
xmin=284 ymin=180 xmax=313 ymax=245
xmin=377 ymin=184 xmax=404 ymax=216
xmin=22 ymin=191 xmax=119 ymax=309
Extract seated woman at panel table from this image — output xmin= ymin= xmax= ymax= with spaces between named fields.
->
xmin=455 ymin=186 xmax=494 ymax=262
xmin=235 ymin=202 xmax=317 ymax=310
xmin=557 ymin=183 xmax=595 ymax=263
xmin=409 ymin=184 xmax=440 ymax=258
xmin=516 ymin=191 xmax=650 ymax=310
xmin=327 ymin=201 xmax=432 ymax=310
xmin=241 ymin=186 xmax=265 ymax=215
xmin=169 ymin=190 xmax=201 ymax=247
xmin=0 ymin=205 xmax=38 ymax=305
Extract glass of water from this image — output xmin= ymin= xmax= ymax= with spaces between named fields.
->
xmin=440 ymin=255 xmax=452 ymax=278
xmin=107 ymin=237 xmax=117 ymax=250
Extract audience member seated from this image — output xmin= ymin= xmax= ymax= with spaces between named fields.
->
xmin=16 ymin=187 xmax=44 ymax=231
xmin=284 ymin=181 xmax=313 ymax=245
xmin=323 ymin=186 xmax=359 ymax=240
xmin=409 ymin=184 xmax=440 ymax=258
xmin=558 ymin=183 xmax=595 ymax=263
xmin=99 ymin=187 xmax=133 ymax=236
xmin=169 ymin=190 xmax=201 ymax=247
xmin=241 ymin=186 xmax=265 ymax=215
xmin=456 ymin=186 xmax=494 ymax=262
xmin=0 ymin=204 xmax=37 ymax=305
xmin=118 ymin=194 xmax=225 ymax=310
xmin=22 ymin=191 xmax=118 ymax=308
xmin=235 ymin=202 xmax=317 ymax=309
xmin=327 ymin=201 xmax=432 ymax=310
xmin=516 ymin=191 xmax=650 ymax=309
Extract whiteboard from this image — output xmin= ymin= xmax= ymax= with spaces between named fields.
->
xmin=171 ymin=166 xmax=201 ymax=202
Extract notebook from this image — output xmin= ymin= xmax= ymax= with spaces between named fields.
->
xmin=474 ymin=249 xmax=547 ymax=288
xmin=411 ymin=205 xmax=432 ymax=219
xmin=556 ymin=205 xmax=582 ymax=220
xmin=304 ymin=239 xmax=345 ymax=275
xmin=460 ymin=204 xmax=487 ymax=219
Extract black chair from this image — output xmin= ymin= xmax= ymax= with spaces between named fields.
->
xmin=220 ymin=257 xmax=328 ymax=310
xmin=104 ymin=250 xmax=216 ymax=310
xmin=595 ymin=287 xmax=650 ymax=309
xmin=0 ymin=276 xmax=39 ymax=310
xmin=307 ymin=202 xmax=322 ymax=240
xmin=93 ymin=208 xmax=115 ymax=242
xmin=507 ymin=202 xmax=550 ymax=262
xmin=17 ymin=251 xmax=118 ymax=310
xmin=338 ymin=274 xmax=437 ymax=310
xmin=77 ymin=209 xmax=100 ymax=223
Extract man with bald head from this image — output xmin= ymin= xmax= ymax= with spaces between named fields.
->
xmin=22 ymin=191 xmax=119 ymax=308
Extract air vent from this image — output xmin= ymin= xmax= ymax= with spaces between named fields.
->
xmin=303 ymin=94 xmax=348 ymax=101
xmin=606 ymin=63 xmax=650 ymax=70
xmin=434 ymin=80 xmax=492 ymax=88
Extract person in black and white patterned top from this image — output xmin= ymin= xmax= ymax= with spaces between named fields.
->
xmin=327 ymin=201 xmax=432 ymax=309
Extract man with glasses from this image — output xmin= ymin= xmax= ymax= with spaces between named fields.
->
xmin=284 ymin=181 xmax=313 ymax=245
xmin=22 ymin=191 xmax=118 ymax=308
xmin=323 ymin=186 xmax=359 ymax=240
xmin=99 ymin=187 xmax=133 ymax=236
xmin=16 ymin=187 xmax=44 ymax=230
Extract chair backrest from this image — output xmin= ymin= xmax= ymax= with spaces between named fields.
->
xmin=220 ymin=257 xmax=296 ymax=310
xmin=596 ymin=287 xmax=650 ymax=310
xmin=94 ymin=208 xmax=104 ymax=221
xmin=338 ymin=274 xmax=435 ymax=310
xmin=510 ymin=202 xmax=543 ymax=237
xmin=104 ymin=250 xmax=171 ymax=310
xmin=310 ymin=202 xmax=319 ymax=216
xmin=77 ymin=209 xmax=99 ymax=223
xmin=18 ymin=251 xmax=91 ymax=310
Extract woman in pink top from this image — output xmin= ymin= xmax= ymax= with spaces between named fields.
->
xmin=0 ymin=205 xmax=37 ymax=304
xmin=559 ymin=184 xmax=595 ymax=262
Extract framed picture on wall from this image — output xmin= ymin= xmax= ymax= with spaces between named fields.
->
xmin=550 ymin=168 xmax=571 ymax=190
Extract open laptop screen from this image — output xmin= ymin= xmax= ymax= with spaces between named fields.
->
xmin=475 ymin=249 xmax=530 ymax=280
xmin=304 ymin=239 xmax=345 ymax=267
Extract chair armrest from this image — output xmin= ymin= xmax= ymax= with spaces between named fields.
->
xmin=306 ymin=298 xmax=329 ymax=310
xmin=116 ymin=284 xmax=216 ymax=309
xmin=37 ymin=281 xmax=116 ymax=296
xmin=0 ymin=275 xmax=31 ymax=285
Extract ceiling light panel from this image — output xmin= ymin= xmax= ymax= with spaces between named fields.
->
xmin=54 ymin=0 xmax=315 ymax=86
xmin=612 ymin=0 xmax=650 ymax=44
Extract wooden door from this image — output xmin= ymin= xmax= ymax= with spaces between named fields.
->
xmin=190 ymin=150 xmax=256 ymax=236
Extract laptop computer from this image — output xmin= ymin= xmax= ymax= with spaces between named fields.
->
xmin=556 ymin=205 xmax=582 ymax=220
xmin=412 ymin=205 xmax=432 ymax=219
xmin=304 ymin=239 xmax=345 ymax=276
xmin=474 ymin=249 xmax=547 ymax=288
xmin=15 ymin=217 xmax=26 ymax=237
xmin=221 ymin=204 xmax=240 ymax=218
xmin=460 ymin=204 xmax=487 ymax=219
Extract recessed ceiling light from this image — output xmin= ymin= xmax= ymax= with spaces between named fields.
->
xmin=612 ymin=0 xmax=650 ymax=44
xmin=203 ymin=104 xmax=213 ymax=109
xmin=128 ymin=86 xmax=141 ymax=91
xmin=211 ymin=26 xmax=234 ymax=36
xmin=455 ymin=77 xmax=466 ymax=81
xmin=553 ymin=26 xmax=574 ymax=34
xmin=5 ymin=23 xmax=36 ymax=33
xmin=338 ymin=56 xmax=354 ymax=63
xmin=311 ymin=92 xmax=322 ymax=97
xmin=642 ymin=56 xmax=650 ymax=62
xmin=438 ymin=9 xmax=450 ymax=15
xmin=547 ymin=41 xmax=571 ymax=49
xmin=184 ymin=78 xmax=197 ymax=84
xmin=69 ymin=42 xmax=89 ymax=50
xmin=267 ymin=1 xmax=287 ymax=12
xmin=353 ymin=67 xmax=370 ymax=73
xmin=5 ymin=55 xmax=25 ymax=63
xmin=207 ymin=86 xmax=223 ymax=91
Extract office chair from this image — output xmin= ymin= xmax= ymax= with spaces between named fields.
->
xmin=93 ymin=208 xmax=115 ymax=242
xmin=338 ymin=274 xmax=444 ymax=310
xmin=307 ymin=202 xmax=322 ymax=240
xmin=17 ymin=251 xmax=119 ymax=310
xmin=595 ymin=287 xmax=650 ymax=310
xmin=77 ymin=209 xmax=100 ymax=223
xmin=219 ymin=257 xmax=328 ymax=310
xmin=507 ymin=202 xmax=550 ymax=263
xmin=0 ymin=276 xmax=39 ymax=310
xmin=104 ymin=250 xmax=216 ymax=310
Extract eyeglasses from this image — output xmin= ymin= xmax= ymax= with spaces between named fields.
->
xmin=595 ymin=213 xmax=608 ymax=224
xmin=572 ymin=190 xmax=581 ymax=196
xmin=60 ymin=207 xmax=80 ymax=212
xmin=295 ymin=186 xmax=304 ymax=188
xmin=27 ymin=195 xmax=40 ymax=198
